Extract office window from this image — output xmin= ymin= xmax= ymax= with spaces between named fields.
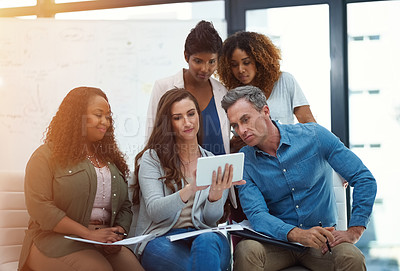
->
xmin=246 ymin=5 xmax=330 ymax=129
xmin=0 ymin=0 xmax=35 ymax=8
xmin=55 ymin=1 xmax=225 ymax=20
xmin=348 ymin=1 xmax=400 ymax=269
xmin=55 ymin=0 xmax=91 ymax=3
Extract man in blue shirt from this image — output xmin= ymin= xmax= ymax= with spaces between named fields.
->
xmin=221 ymin=86 xmax=377 ymax=271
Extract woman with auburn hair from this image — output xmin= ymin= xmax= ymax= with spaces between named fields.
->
xmin=218 ymin=31 xmax=316 ymax=127
xmin=19 ymin=87 xmax=143 ymax=271
xmin=133 ymin=89 xmax=245 ymax=271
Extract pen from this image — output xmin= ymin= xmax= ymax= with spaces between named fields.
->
xmin=114 ymin=231 xmax=127 ymax=238
xmin=319 ymin=222 xmax=332 ymax=254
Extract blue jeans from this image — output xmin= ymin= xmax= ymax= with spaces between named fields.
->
xmin=141 ymin=228 xmax=231 ymax=271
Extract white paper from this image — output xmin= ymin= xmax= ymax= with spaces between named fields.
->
xmin=167 ymin=224 xmax=243 ymax=242
xmin=64 ymin=234 xmax=154 ymax=245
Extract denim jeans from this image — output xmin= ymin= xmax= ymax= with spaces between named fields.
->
xmin=141 ymin=228 xmax=231 ymax=271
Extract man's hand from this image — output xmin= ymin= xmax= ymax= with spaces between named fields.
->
xmin=287 ymin=226 xmax=335 ymax=249
xmin=319 ymin=226 xmax=365 ymax=254
xmin=328 ymin=226 xmax=364 ymax=246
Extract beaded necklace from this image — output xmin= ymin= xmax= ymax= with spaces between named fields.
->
xmin=87 ymin=153 xmax=100 ymax=168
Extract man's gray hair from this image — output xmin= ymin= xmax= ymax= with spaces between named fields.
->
xmin=221 ymin=85 xmax=268 ymax=112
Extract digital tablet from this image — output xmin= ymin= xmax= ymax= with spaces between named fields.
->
xmin=196 ymin=153 xmax=244 ymax=186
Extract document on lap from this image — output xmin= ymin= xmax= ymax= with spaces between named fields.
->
xmin=230 ymin=220 xmax=307 ymax=252
xmin=64 ymin=234 xmax=155 ymax=245
xmin=167 ymin=224 xmax=244 ymax=242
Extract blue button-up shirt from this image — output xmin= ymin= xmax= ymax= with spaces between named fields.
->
xmin=238 ymin=121 xmax=377 ymax=241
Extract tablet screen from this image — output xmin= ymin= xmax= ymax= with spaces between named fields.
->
xmin=196 ymin=153 xmax=244 ymax=186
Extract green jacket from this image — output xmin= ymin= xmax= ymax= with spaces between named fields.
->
xmin=18 ymin=144 xmax=132 ymax=270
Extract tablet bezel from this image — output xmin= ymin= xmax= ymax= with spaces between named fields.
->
xmin=195 ymin=152 xmax=244 ymax=186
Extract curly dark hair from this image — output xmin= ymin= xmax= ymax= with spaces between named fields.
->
xmin=217 ymin=31 xmax=282 ymax=98
xmin=132 ymin=89 xmax=203 ymax=205
xmin=184 ymin=20 xmax=223 ymax=57
xmin=44 ymin=86 xmax=129 ymax=179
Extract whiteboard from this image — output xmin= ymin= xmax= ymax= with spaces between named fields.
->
xmin=0 ymin=18 xmax=227 ymax=171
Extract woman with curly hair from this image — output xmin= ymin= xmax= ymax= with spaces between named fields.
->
xmin=146 ymin=20 xmax=230 ymax=156
xmin=133 ymin=89 xmax=245 ymax=271
xmin=218 ymin=31 xmax=317 ymax=240
xmin=19 ymin=87 xmax=143 ymax=271
xmin=218 ymin=31 xmax=316 ymax=126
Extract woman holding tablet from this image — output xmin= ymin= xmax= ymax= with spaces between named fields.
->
xmin=132 ymin=89 xmax=245 ymax=271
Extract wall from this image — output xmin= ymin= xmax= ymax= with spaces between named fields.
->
xmin=0 ymin=18 xmax=226 ymax=171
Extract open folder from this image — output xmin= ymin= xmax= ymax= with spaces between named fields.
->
xmin=166 ymin=224 xmax=243 ymax=242
xmin=230 ymin=221 xmax=307 ymax=252
xmin=64 ymin=233 xmax=154 ymax=246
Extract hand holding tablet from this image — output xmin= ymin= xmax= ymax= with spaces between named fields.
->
xmin=196 ymin=153 xmax=245 ymax=186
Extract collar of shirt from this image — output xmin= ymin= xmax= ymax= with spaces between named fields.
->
xmin=253 ymin=120 xmax=292 ymax=157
